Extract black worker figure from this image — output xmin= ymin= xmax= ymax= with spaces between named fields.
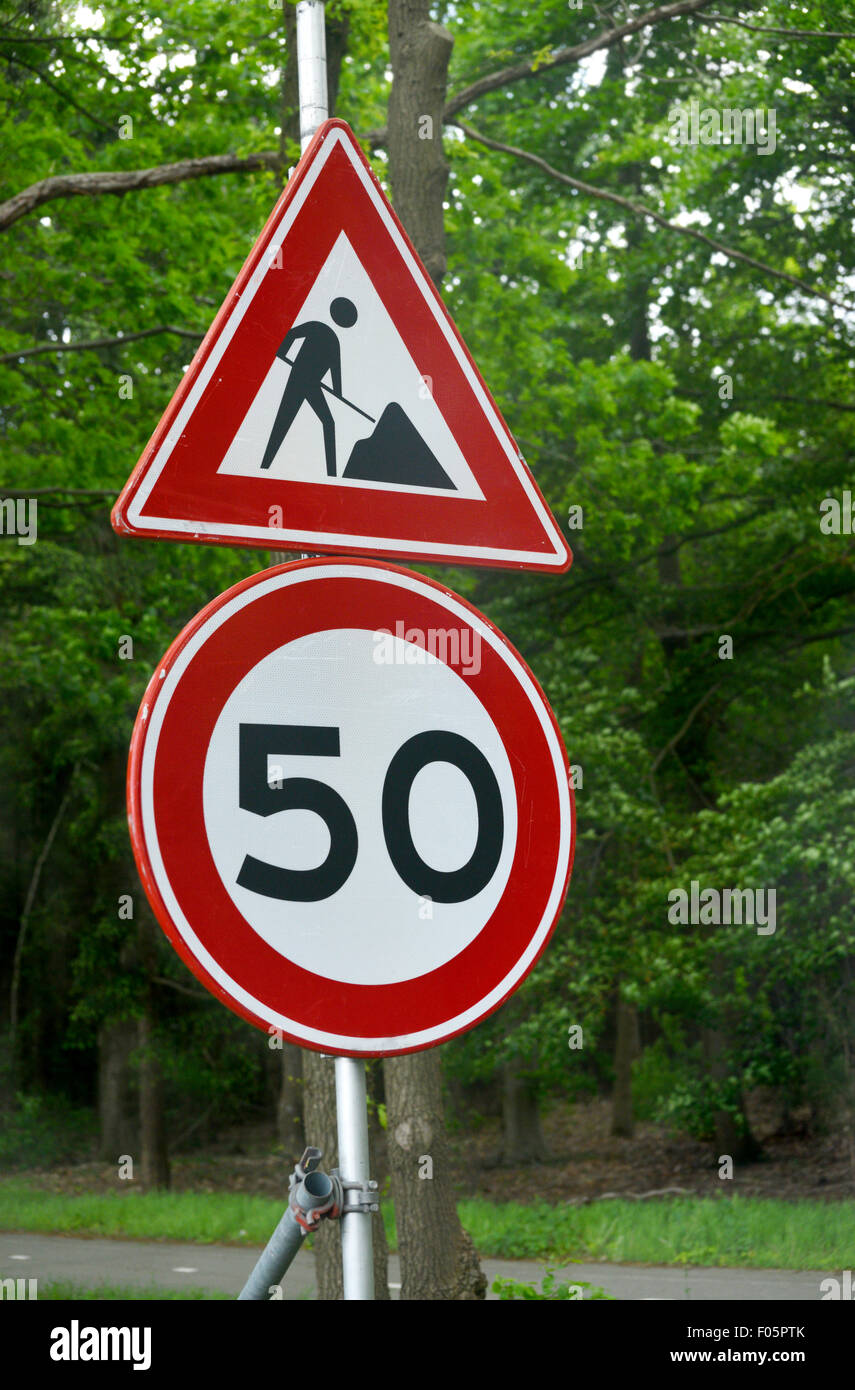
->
xmin=260 ymin=296 xmax=359 ymax=476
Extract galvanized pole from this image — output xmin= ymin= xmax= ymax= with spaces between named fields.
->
xmin=269 ymin=2 xmax=327 ymax=569
xmin=335 ymin=1056 xmax=375 ymax=1300
xmin=295 ymin=0 xmax=375 ymax=1303
xmin=296 ymin=1 xmax=329 ymax=151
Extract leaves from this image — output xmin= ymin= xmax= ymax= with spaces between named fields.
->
xmin=2 ymin=0 xmax=855 ymax=1143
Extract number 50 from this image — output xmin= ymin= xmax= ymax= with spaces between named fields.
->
xmin=235 ymin=723 xmax=504 ymax=905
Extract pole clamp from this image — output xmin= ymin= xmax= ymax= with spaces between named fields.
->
xmin=333 ymin=1171 xmax=381 ymax=1215
xmin=289 ymin=1146 xmax=343 ymax=1232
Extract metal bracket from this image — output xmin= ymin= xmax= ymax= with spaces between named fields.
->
xmin=333 ymin=1170 xmax=380 ymax=1215
xmin=289 ymin=1145 xmax=343 ymax=1232
xmin=287 ymin=1146 xmax=380 ymax=1229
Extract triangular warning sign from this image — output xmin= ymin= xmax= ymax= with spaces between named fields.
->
xmin=112 ymin=119 xmax=571 ymax=573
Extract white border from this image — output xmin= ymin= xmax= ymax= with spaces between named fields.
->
xmin=125 ymin=128 xmax=568 ymax=569
xmin=138 ymin=563 xmax=573 ymax=1052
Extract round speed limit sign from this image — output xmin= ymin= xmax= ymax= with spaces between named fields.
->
xmin=129 ymin=559 xmax=574 ymax=1055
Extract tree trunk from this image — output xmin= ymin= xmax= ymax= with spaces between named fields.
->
xmin=302 ymin=1051 xmax=342 ymax=1300
xmin=277 ymin=1042 xmax=304 ymax=1157
xmin=502 ymin=1059 xmax=548 ymax=1162
xmin=382 ymin=0 xmax=483 ymax=1301
xmin=98 ymin=1019 xmax=137 ymax=1161
xmin=9 ymin=764 xmax=76 ymax=1085
xmin=137 ymin=1007 xmax=170 ymax=1188
xmin=367 ymin=1060 xmax=391 ymax=1301
xmin=701 ymin=1018 xmax=760 ymax=1164
xmin=843 ymin=979 xmax=855 ymax=1182
xmin=302 ymin=1051 xmax=389 ymax=1299
xmin=610 ymin=992 xmax=639 ymax=1138
xmin=384 ymin=1052 xmax=486 ymax=1300
xmin=387 ymin=0 xmax=453 ymax=286
xmin=137 ymin=910 xmax=170 ymax=1188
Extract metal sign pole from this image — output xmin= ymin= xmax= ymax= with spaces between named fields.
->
xmin=296 ymin=1 xmax=329 ymax=151
xmin=335 ymin=1057 xmax=376 ymax=1300
xmin=270 ymin=1 xmax=328 ymax=569
xmin=296 ymin=0 xmax=375 ymax=1303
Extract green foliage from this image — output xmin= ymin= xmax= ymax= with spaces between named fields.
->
xmin=0 ymin=1183 xmax=284 ymax=1244
xmin=0 ymin=1090 xmax=97 ymax=1169
xmin=5 ymin=1183 xmax=854 ymax=1270
xmin=2 ymin=0 xmax=855 ymax=1164
xmin=630 ymin=1036 xmax=688 ymax=1125
xmin=492 ymin=1269 xmax=614 ymax=1300
xmin=36 ymin=1281 xmax=233 ymax=1301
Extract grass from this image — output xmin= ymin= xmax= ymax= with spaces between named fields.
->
xmin=0 ymin=1186 xmax=284 ymax=1245
xmin=457 ymin=1195 xmax=855 ymax=1269
xmin=1 ymin=1182 xmax=853 ymax=1268
xmin=35 ymin=1281 xmax=232 ymax=1300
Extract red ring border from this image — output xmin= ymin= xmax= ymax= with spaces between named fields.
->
xmin=128 ymin=558 xmax=575 ymax=1056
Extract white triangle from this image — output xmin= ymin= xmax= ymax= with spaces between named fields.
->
xmin=217 ymin=232 xmax=484 ymax=500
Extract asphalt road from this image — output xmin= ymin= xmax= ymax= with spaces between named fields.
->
xmin=0 ymin=1232 xmax=833 ymax=1300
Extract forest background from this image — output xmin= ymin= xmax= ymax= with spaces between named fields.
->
xmin=1 ymin=0 xmax=854 ymax=1298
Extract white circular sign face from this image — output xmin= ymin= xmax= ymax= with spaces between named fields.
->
xmin=202 ymin=629 xmax=517 ymax=985
xmin=129 ymin=559 xmax=574 ymax=1056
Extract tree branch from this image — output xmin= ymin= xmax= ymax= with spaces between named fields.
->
xmin=650 ymin=685 xmax=721 ymax=773
xmin=631 ymin=508 xmax=772 ymax=575
xmin=10 ymin=765 xmax=79 ymax=1061
xmin=0 ymin=324 xmax=204 ymax=363
xmin=698 ymin=13 xmax=855 ymax=39
xmin=455 ymin=120 xmax=854 ymax=314
xmin=787 ymin=624 xmax=855 ymax=651
xmin=565 ymin=1186 xmax=696 ymax=1205
xmin=5 ymin=49 xmax=115 ymax=132
xmin=0 ymin=30 xmax=136 ymax=45
xmin=443 ymin=0 xmax=718 ymax=120
xmin=682 ymin=388 xmax=855 ymax=414
xmin=0 ymin=151 xmax=283 ymax=232
xmin=361 ymin=0 xmax=719 ymax=146
xmin=0 ymin=487 xmax=115 ymax=498
xmin=152 ymin=975 xmax=212 ymax=1003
